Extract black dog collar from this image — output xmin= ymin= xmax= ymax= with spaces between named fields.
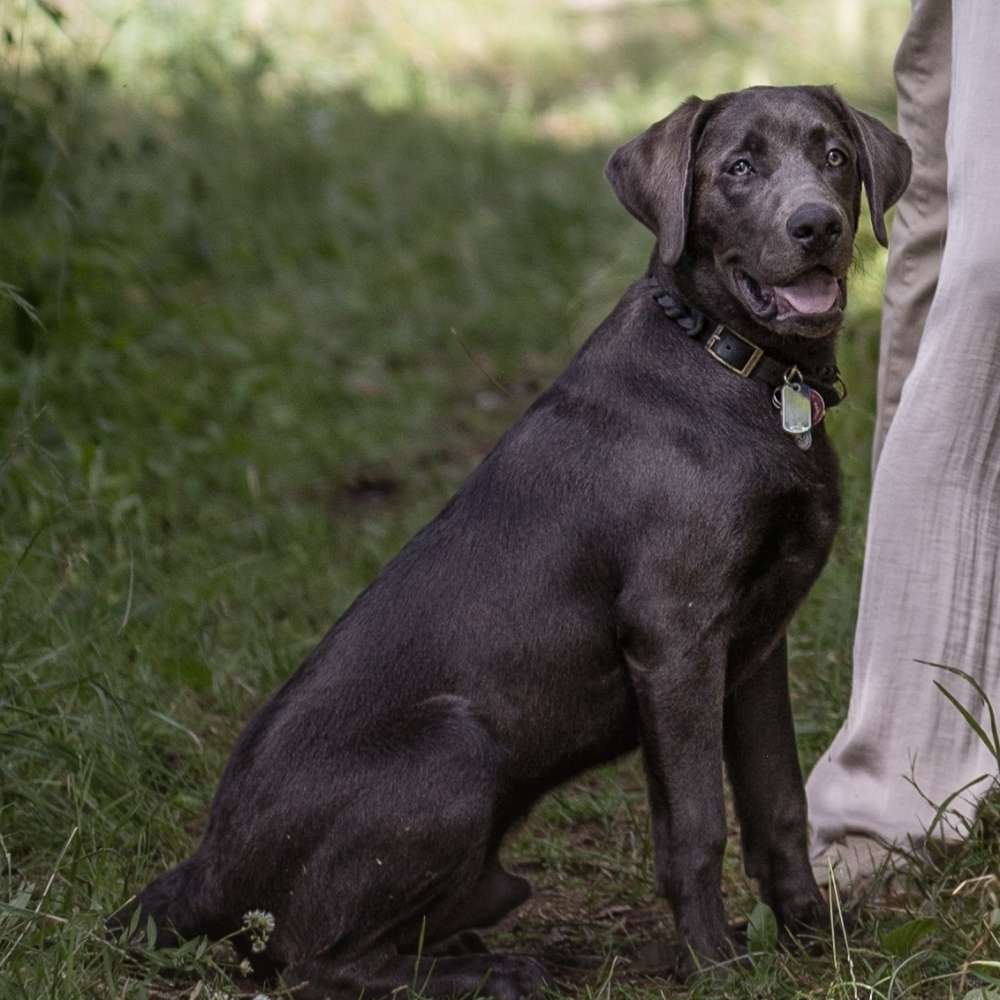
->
xmin=651 ymin=286 xmax=846 ymax=410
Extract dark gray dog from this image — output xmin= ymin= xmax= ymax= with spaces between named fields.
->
xmin=112 ymin=86 xmax=909 ymax=998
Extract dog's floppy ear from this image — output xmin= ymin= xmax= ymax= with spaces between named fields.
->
xmin=605 ymin=97 xmax=712 ymax=267
xmin=837 ymin=97 xmax=912 ymax=247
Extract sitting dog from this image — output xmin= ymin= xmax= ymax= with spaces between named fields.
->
xmin=111 ymin=86 xmax=910 ymax=998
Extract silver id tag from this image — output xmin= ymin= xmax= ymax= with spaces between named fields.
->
xmin=781 ymin=382 xmax=813 ymax=435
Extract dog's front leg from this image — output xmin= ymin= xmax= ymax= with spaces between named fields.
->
xmin=724 ymin=635 xmax=825 ymax=930
xmin=624 ymin=635 xmax=733 ymax=971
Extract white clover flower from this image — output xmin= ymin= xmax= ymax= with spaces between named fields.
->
xmin=242 ymin=909 xmax=276 ymax=934
xmin=238 ymin=958 xmax=253 ymax=976
xmin=241 ymin=909 xmax=276 ymax=954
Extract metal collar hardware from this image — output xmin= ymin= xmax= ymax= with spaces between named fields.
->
xmin=650 ymin=285 xmax=846 ymax=411
xmin=704 ymin=325 xmax=765 ymax=377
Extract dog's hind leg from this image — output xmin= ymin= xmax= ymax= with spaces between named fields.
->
xmin=250 ymin=694 xmax=539 ymax=987
xmin=413 ymin=857 xmax=533 ymax=957
xmin=422 ymin=858 xmax=532 ymax=942
xmin=724 ymin=636 xmax=826 ymax=931
xmin=275 ymin=809 xmax=541 ymax=997
xmin=284 ymin=949 xmax=546 ymax=1000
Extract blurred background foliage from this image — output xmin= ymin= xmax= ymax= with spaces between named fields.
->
xmin=0 ymin=1 xmax=939 ymax=997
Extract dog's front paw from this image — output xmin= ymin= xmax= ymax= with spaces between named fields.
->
xmin=632 ymin=933 xmax=747 ymax=983
xmin=776 ymin=890 xmax=829 ymax=935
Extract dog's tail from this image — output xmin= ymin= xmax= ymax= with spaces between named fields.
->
xmin=106 ymin=857 xmax=207 ymax=949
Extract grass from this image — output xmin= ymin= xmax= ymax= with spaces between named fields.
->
xmin=1 ymin=0 xmax=998 ymax=997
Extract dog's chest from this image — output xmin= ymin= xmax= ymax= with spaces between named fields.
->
xmin=720 ymin=444 xmax=840 ymax=646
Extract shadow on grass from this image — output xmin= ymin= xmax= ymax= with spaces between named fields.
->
xmin=0 ymin=41 xmax=639 ymax=551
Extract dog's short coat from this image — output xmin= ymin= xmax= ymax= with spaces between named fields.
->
xmin=112 ymin=86 xmax=910 ymax=998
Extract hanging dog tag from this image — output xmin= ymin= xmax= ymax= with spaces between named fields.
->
xmin=794 ymin=430 xmax=813 ymax=451
xmin=781 ymin=382 xmax=813 ymax=435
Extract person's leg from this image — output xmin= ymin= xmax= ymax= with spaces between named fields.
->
xmin=871 ymin=0 xmax=951 ymax=469
xmin=807 ymin=0 xmax=1000 ymax=887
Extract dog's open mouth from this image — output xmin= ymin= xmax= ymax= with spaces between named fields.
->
xmin=734 ymin=266 xmax=844 ymax=321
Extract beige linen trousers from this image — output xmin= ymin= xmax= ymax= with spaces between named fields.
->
xmin=806 ymin=0 xmax=1000 ymax=865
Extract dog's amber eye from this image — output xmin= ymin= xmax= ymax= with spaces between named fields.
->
xmin=826 ymin=148 xmax=847 ymax=167
xmin=728 ymin=158 xmax=753 ymax=177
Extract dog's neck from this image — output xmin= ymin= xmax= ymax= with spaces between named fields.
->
xmin=647 ymin=251 xmax=840 ymax=374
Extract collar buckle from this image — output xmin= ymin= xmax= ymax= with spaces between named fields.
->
xmin=704 ymin=325 xmax=764 ymax=378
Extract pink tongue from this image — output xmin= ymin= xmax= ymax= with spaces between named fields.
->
xmin=774 ymin=270 xmax=839 ymax=314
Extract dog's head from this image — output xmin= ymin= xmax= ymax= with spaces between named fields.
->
xmin=606 ymin=86 xmax=911 ymax=339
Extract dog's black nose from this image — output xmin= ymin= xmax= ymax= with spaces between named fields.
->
xmin=786 ymin=203 xmax=843 ymax=251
